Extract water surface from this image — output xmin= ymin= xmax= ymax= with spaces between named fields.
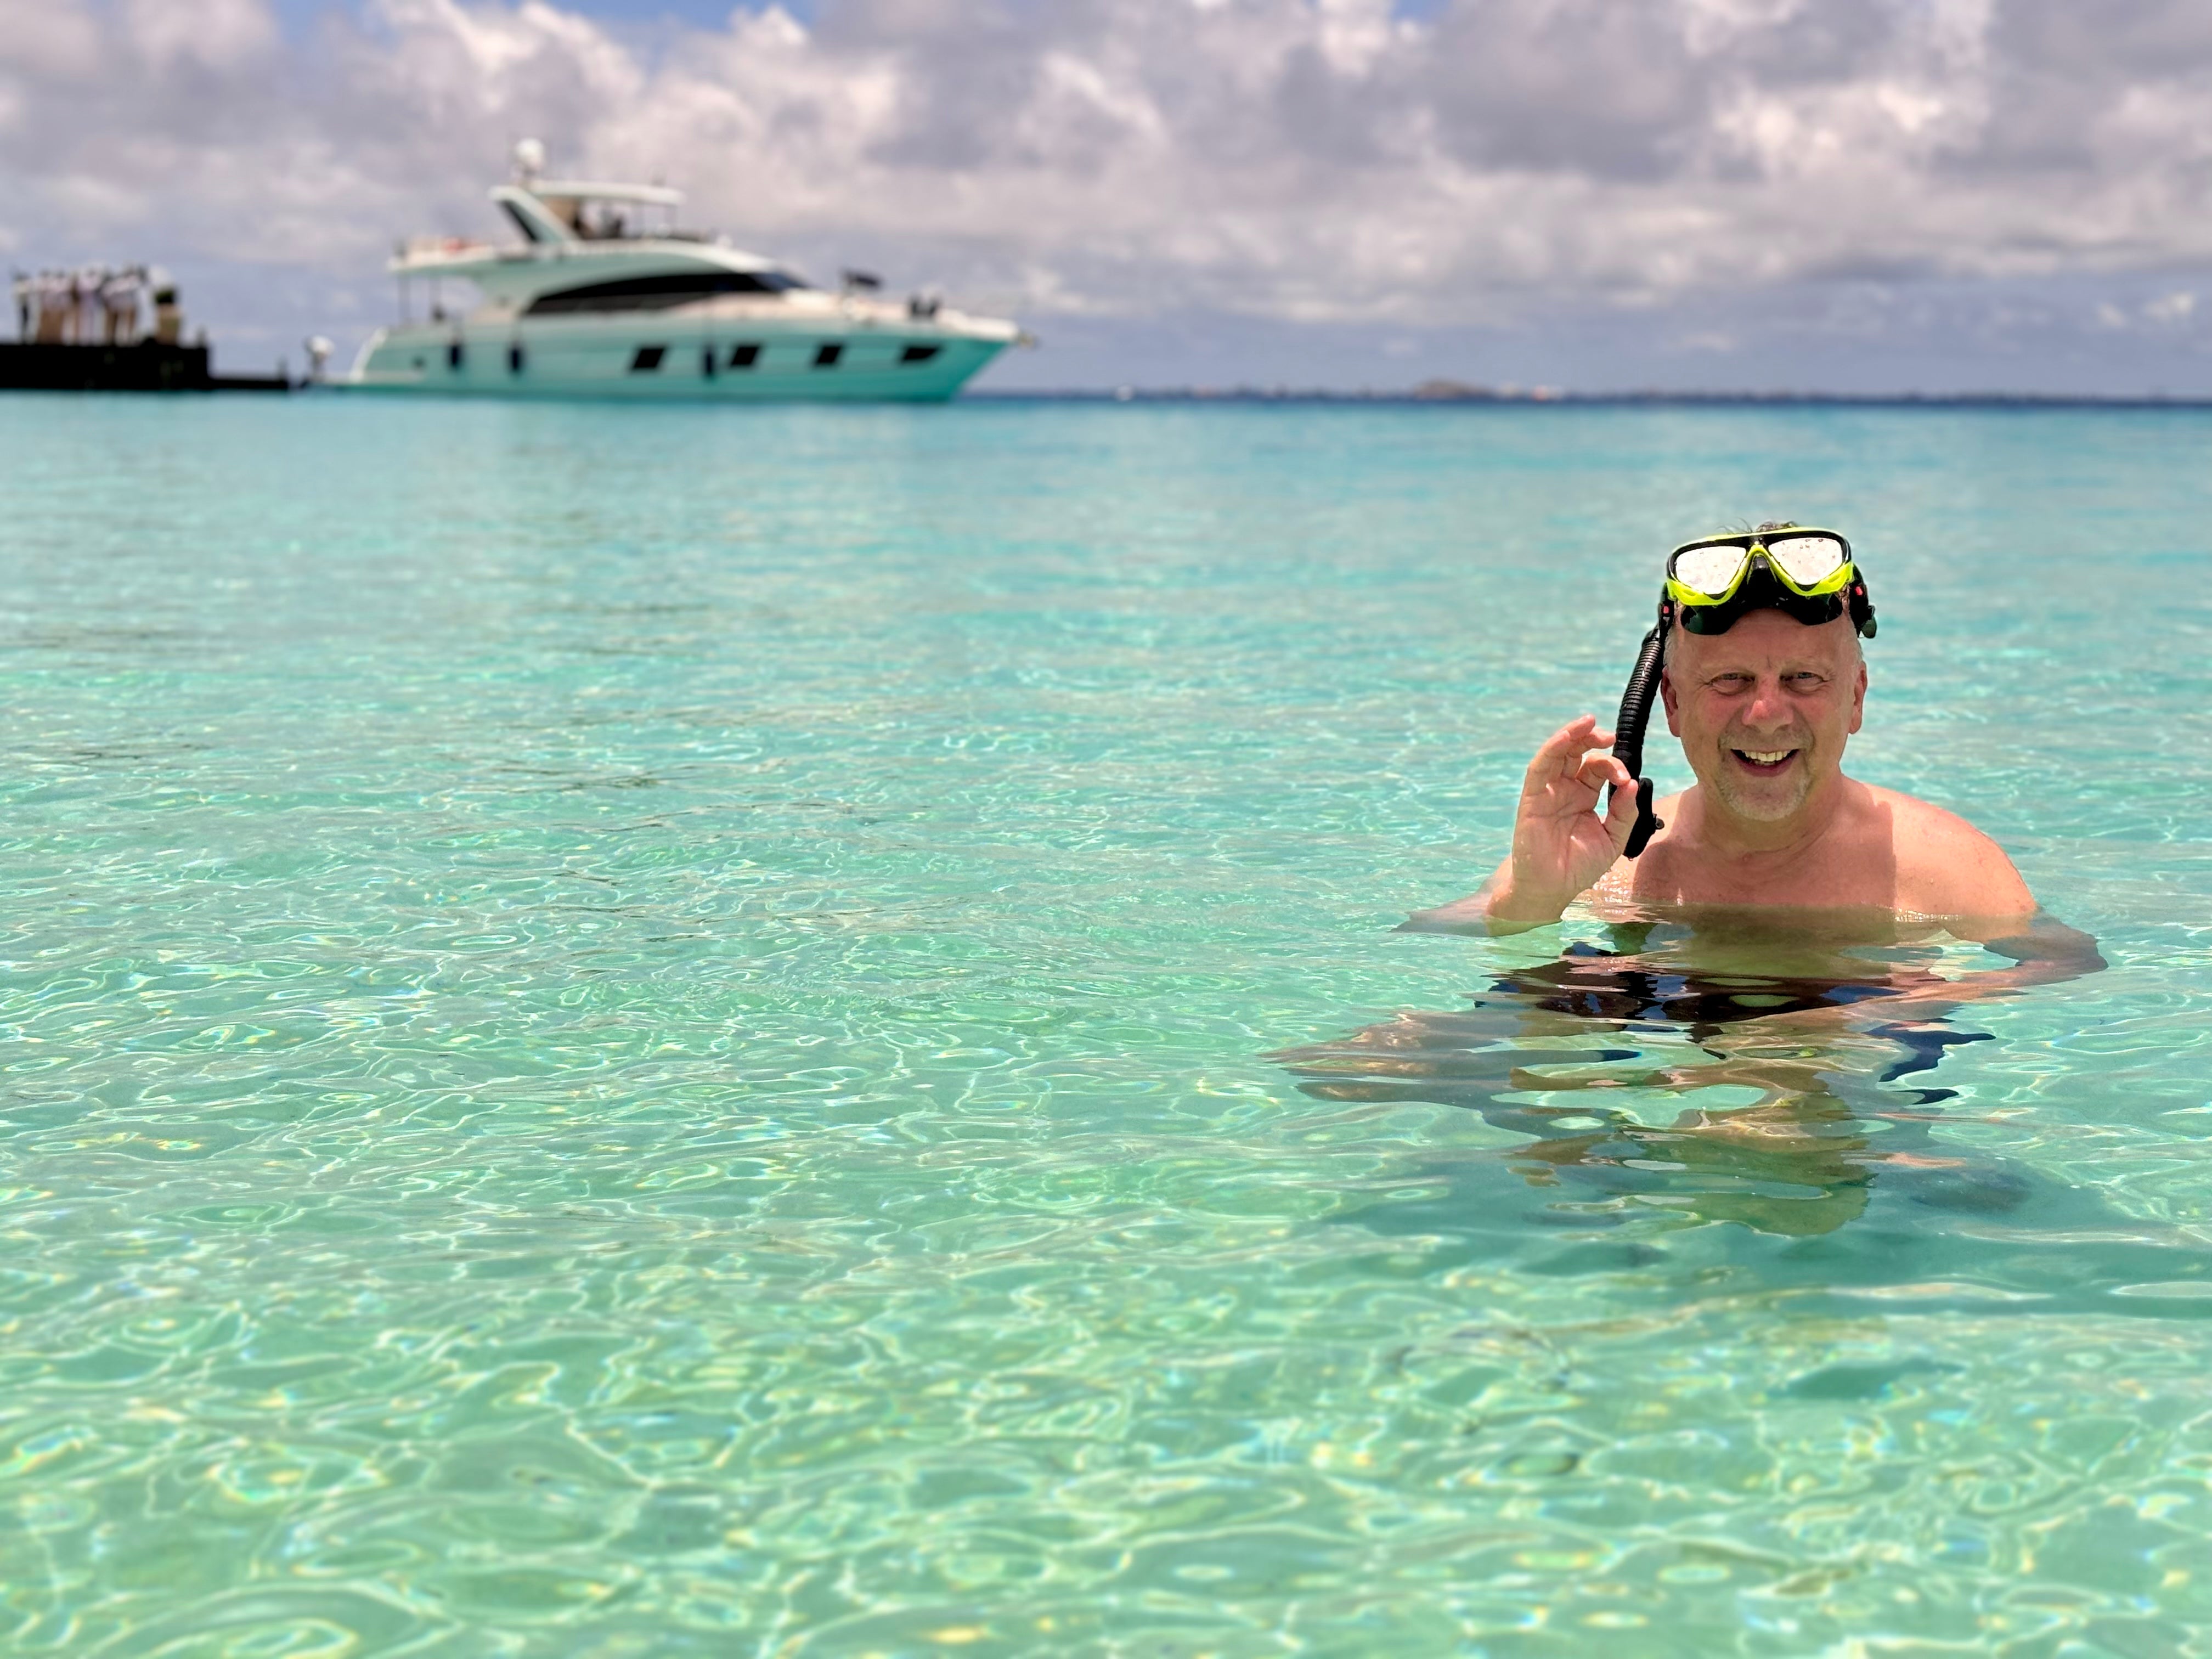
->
xmin=1 ymin=397 xmax=2208 ymax=1655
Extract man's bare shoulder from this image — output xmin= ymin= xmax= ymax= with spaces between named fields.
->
xmin=1865 ymin=784 xmax=2035 ymax=918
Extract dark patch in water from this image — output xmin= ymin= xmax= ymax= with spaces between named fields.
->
xmin=1522 ymin=1240 xmax=1668 ymax=1277
xmin=1782 ymin=1358 xmax=1963 ymax=1401
xmin=1868 ymin=1021 xmax=1996 ymax=1082
xmin=1493 ymin=1449 xmax=1581 ymax=1478
xmin=1899 ymin=1166 xmax=2034 ymax=1214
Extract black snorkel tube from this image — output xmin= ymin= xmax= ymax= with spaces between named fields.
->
xmin=1607 ymin=608 xmax=1668 ymax=859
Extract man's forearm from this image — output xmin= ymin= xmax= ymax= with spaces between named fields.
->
xmin=1481 ymin=876 xmax=1574 ymax=933
xmin=1401 ymin=861 xmax=1573 ymax=935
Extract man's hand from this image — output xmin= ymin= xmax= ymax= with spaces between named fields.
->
xmin=1486 ymin=715 xmax=1641 ymax=927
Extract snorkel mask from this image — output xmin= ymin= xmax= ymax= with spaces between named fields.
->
xmin=1609 ymin=526 xmax=1877 ymax=858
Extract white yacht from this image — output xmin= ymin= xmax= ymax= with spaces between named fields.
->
xmin=348 ymin=143 xmax=1024 ymax=400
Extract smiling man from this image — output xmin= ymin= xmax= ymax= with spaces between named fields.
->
xmin=1375 ymin=524 xmax=2097 ymax=1239
xmin=1425 ymin=523 xmax=2038 ymax=932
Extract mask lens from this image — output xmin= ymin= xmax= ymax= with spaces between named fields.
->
xmin=1672 ymin=544 xmax=1748 ymax=598
xmin=1765 ymin=534 xmax=1847 ymax=587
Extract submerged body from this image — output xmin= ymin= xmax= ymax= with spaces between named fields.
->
xmin=1279 ymin=906 xmax=2102 ymax=1237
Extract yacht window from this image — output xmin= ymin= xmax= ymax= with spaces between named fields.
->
xmin=730 ymin=343 xmax=761 ymax=368
xmin=509 ymin=343 xmax=525 ymax=374
xmin=814 ymin=342 xmax=843 ymax=368
xmin=701 ymin=346 xmax=716 ymax=379
xmin=630 ymin=345 xmax=667 ymax=372
xmin=447 ymin=341 xmax=464 ymax=370
xmin=524 ymin=271 xmax=806 ymax=315
xmin=899 ymin=344 xmax=940 ymax=364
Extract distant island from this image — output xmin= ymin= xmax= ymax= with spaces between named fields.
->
xmin=969 ymin=380 xmax=2212 ymax=408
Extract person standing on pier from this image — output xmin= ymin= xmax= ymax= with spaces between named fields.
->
xmin=100 ymin=267 xmax=142 ymax=344
xmin=153 ymin=280 xmax=182 ymax=346
xmin=33 ymin=271 xmax=66 ymax=342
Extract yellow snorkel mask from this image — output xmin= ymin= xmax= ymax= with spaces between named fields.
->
xmin=1664 ymin=527 xmax=1876 ymax=637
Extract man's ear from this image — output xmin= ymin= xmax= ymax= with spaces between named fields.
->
xmin=1661 ymin=665 xmax=1681 ymax=736
xmin=1848 ymin=659 xmax=1867 ymax=735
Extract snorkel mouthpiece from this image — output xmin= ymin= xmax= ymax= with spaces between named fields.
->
xmin=1607 ymin=617 xmax=1667 ymax=859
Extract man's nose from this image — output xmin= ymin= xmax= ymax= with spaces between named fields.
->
xmin=1742 ymin=678 xmax=1793 ymax=727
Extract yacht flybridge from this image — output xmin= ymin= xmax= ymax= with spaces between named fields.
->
xmin=348 ymin=142 xmax=1024 ymax=400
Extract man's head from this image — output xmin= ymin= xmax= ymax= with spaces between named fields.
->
xmin=1660 ymin=602 xmax=1868 ymax=825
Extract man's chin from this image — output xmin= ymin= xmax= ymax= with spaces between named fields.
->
xmin=1714 ymin=786 xmax=1807 ymax=822
xmin=1710 ymin=749 xmax=1814 ymax=820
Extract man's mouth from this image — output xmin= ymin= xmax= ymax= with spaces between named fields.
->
xmin=1730 ymin=747 xmax=1799 ymax=775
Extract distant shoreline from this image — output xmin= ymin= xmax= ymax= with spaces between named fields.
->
xmin=966 ymin=383 xmax=2212 ymax=409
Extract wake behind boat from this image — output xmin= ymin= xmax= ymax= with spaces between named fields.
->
xmin=348 ymin=142 xmax=1024 ymax=401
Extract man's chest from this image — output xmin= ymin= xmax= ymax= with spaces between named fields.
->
xmin=1607 ymin=838 xmax=1897 ymax=910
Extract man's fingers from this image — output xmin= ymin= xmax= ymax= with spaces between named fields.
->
xmin=1601 ymin=761 xmax=1643 ymax=848
xmin=1526 ymin=715 xmax=1596 ymax=775
xmin=1576 ymin=750 xmax=1633 ymax=794
xmin=1525 ymin=716 xmax=1618 ymax=783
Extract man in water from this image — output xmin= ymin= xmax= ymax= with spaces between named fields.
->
xmin=1421 ymin=522 xmax=2036 ymax=932
xmin=1288 ymin=524 xmax=2102 ymax=1235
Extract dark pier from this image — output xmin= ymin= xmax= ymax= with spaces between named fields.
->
xmin=0 ymin=341 xmax=289 ymax=393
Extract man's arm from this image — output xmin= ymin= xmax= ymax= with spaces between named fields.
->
xmin=1702 ymin=910 xmax=2106 ymax=1052
xmin=1404 ymin=715 xmax=1641 ymax=934
xmin=1946 ymin=910 xmax=2107 ymax=990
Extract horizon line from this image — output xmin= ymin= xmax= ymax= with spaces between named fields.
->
xmin=964 ymin=385 xmax=2212 ymax=409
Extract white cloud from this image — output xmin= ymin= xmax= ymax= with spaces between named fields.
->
xmin=123 ymin=0 xmax=276 ymax=71
xmin=4 ymin=0 xmax=2212 ymax=328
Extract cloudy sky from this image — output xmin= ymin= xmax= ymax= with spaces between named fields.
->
xmin=7 ymin=0 xmax=2212 ymax=390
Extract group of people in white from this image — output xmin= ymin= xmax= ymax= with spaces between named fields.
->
xmin=12 ymin=266 xmax=184 ymax=346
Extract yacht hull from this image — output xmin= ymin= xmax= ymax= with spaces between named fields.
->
xmin=348 ymin=315 xmax=1008 ymax=402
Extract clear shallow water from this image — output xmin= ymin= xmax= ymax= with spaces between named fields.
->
xmin=0 ymin=396 xmax=2208 ymax=1656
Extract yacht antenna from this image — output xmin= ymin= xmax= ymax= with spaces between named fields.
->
xmin=512 ymin=138 xmax=545 ymax=187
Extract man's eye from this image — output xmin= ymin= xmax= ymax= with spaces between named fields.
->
xmin=1786 ymin=673 xmax=1826 ymax=689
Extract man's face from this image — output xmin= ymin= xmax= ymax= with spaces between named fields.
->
xmin=1660 ymin=608 xmax=1867 ymax=823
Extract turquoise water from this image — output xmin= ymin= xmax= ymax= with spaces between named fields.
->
xmin=1 ymin=397 xmax=2208 ymax=1656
